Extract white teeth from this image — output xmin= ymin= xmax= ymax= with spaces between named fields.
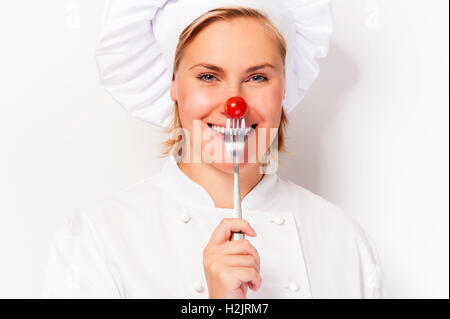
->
xmin=211 ymin=125 xmax=225 ymax=134
xmin=210 ymin=125 xmax=253 ymax=135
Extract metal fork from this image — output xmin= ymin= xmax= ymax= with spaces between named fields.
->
xmin=225 ymin=117 xmax=246 ymax=241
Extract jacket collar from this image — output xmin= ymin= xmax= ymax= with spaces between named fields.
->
xmin=159 ymin=154 xmax=280 ymax=211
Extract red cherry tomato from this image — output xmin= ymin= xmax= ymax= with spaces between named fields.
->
xmin=224 ymin=96 xmax=248 ymax=119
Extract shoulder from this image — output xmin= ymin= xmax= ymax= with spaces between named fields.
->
xmin=86 ymin=169 xmax=167 ymax=217
xmin=276 ymin=175 xmax=383 ymax=264
xmin=276 ymin=176 xmax=385 ymax=297
xmin=57 ymin=169 xmax=169 ymax=242
xmin=276 ymin=175 xmax=361 ymax=236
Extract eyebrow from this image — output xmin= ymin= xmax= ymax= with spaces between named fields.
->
xmin=189 ymin=63 xmax=276 ymax=73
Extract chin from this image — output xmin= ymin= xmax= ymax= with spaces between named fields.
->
xmin=208 ymin=158 xmax=255 ymax=175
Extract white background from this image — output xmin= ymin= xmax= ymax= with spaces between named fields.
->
xmin=0 ymin=0 xmax=448 ymax=298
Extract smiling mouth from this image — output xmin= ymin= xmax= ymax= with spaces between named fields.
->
xmin=207 ymin=122 xmax=258 ymax=135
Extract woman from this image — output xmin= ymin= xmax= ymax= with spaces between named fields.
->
xmin=42 ymin=0 xmax=384 ymax=298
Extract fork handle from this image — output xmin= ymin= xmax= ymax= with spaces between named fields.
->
xmin=233 ymin=162 xmax=244 ymax=241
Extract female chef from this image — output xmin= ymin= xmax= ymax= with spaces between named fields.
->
xmin=42 ymin=0 xmax=385 ymax=298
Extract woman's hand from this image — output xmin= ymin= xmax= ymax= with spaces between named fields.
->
xmin=203 ymin=218 xmax=262 ymax=299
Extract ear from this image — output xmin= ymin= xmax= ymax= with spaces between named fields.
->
xmin=170 ymin=80 xmax=177 ymax=103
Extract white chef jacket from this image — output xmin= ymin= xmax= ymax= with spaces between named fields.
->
xmin=42 ymin=154 xmax=385 ymax=299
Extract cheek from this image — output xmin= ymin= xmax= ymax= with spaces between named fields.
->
xmin=177 ymin=81 xmax=221 ymax=120
xmin=249 ymin=85 xmax=283 ymax=126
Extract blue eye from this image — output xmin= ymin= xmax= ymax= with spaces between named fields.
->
xmin=249 ymin=75 xmax=268 ymax=82
xmin=198 ymin=73 xmax=217 ymax=82
xmin=197 ymin=73 xmax=268 ymax=83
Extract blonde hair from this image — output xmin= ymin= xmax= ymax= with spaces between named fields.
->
xmin=160 ymin=6 xmax=290 ymax=166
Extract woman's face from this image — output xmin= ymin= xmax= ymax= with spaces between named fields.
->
xmin=171 ymin=17 xmax=285 ymax=174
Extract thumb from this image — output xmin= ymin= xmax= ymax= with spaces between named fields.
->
xmin=241 ymin=282 xmax=249 ymax=296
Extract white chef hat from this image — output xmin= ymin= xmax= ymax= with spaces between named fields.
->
xmin=95 ymin=0 xmax=333 ymax=128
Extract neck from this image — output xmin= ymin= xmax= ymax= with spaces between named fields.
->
xmin=177 ymin=159 xmax=264 ymax=209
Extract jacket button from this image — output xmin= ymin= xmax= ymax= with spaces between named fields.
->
xmin=181 ymin=213 xmax=191 ymax=223
xmin=271 ymin=216 xmax=285 ymax=225
xmin=284 ymin=282 xmax=299 ymax=292
xmin=193 ymin=281 xmax=204 ymax=293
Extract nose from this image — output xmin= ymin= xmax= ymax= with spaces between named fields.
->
xmin=216 ymin=82 xmax=252 ymax=123
xmin=221 ymin=76 xmax=247 ymax=99
xmin=223 ymin=81 xmax=248 ymax=109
